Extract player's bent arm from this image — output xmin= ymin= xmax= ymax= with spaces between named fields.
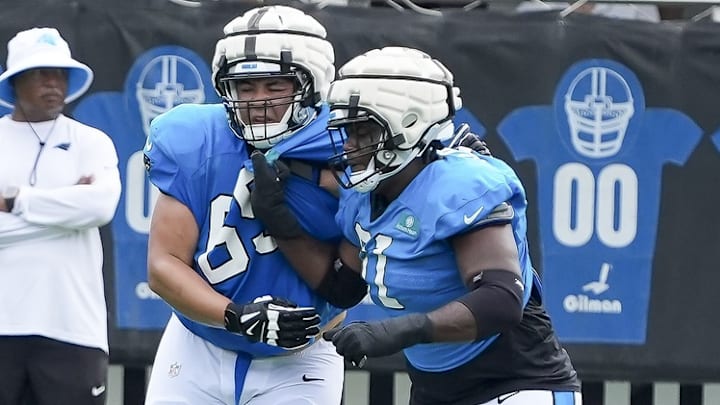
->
xmin=365 ymin=223 xmax=525 ymax=346
xmin=323 ymin=224 xmax=525 ymax=362
xmin=338 ymin=238 xmax=362 ymax=270
xmin=315 ymin=238 xmax=367 ymax=308
xmin=428 ymin=223 xmax=524 ymax=342
xmin=250 ymin=152 xmax=366 ymax=308
xmin=147 ymin=193 xmax=231 ymax=327
xmin=273 ymin=234 xmax=336 ymax=289
xmin=147 ymin=196 xmax=322 ymax=349
xmin=274 ymin=237 xmax=368 ymax=309
xmin=249 ymin=151 xmax=335 ymax=287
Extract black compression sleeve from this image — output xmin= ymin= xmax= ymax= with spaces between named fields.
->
xmin=455 ymin=269 xmax=524 ymax=341
xmin=315 ymin=261 xmax=368 ymax=309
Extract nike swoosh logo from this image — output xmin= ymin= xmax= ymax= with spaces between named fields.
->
xmin=241 ymin=311 xmax=261 ymax=336
xmin=302 ymin=374 xmax=325 ymax=382
xmin=91 ymin=385 xmax=106 ymax=397
xmin=240 ymin=311 xmax=260 ymax=324
xmin=245 ymin=320 xmax=260 ymax=336
xmin=497 ymin=390 xmax=520 ymax=403
xmin=463 ymin=206 xmax=484 ymax=225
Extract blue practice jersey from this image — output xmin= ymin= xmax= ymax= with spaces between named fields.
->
xmin=337 ymin=149 xmax=535 ymax=372
xmin=497 ymin=59 xmax=702 ymax=343
xmin=145 ymin=103 xmax=343 ymax=357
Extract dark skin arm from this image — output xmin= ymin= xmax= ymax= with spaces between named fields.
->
xmin=429 ymin=223 xmax=522 ymax=341
xmin=340 ymin=223 xmax=521 ymax=342
xmin=147 ymin=193 xmax=231 ymax=327
xmin=270 ymin=169 xmax=340 ymax=288
xmin=338 ymin=237 xmax=363 ymax=271
xmin=273 ymin=235 xmax=337 ymax=289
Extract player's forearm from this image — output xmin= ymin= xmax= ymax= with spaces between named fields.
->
xmin=148 ymin=254 xmax=231 ymax=327
xmin=14 ymin=169 xmax=121 ymax=229
xmin=276 ymin=236 xmax=367 ymax=309
xmin=274 ymin=234 xmax=336 ymax=288
xmin=360 ymin=304 xmax=482 ymax=348
xmin=338 ymin=304 xmax=478 ymax=354
xmin=426 ymin=301 xmax=480 ymax=341
xmin=375 ymin=293 xmax=519 ymax=351
xmin=422 ymin=269 xmax=526 ymax=343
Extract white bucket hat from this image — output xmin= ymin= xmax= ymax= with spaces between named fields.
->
xmin=0 ymin=27 xmax=94 ymax=108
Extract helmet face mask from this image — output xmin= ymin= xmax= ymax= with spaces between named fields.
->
xmin=216 ymin=64 xmax=314 ymax=149
xmin=211 ymin=6 xmax=336 ymax=149
xmin=328 ymin=110 xmax=400 ymax=192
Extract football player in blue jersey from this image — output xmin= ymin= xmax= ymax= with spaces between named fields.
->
xmin=142 ymin=6 xmax=365 ymax=405
xmin=251 ymin=47 xmax=582 ymax=405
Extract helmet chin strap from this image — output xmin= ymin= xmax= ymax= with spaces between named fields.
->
xmin=244 ymin=122 xmax=290 ymax=149
xmin=238 ymin=104 xmax=316 ymax=150
xmin=351 ymin=148 xmax=418 ymax=194
xmin=351 ymin=160 xmax=381 ymax=193
xmin=432 ymin=120 xmax=456 ymax=143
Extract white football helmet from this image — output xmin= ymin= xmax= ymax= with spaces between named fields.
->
xmin=212 ymin=6 xmax=335 ymax=149
xmin=564 ymin=66 xmax=635 ymax=159
xmin=326 ymin=47 xmax=461 ymax=193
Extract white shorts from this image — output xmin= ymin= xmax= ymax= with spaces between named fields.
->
xmin=478 ymin=390 xmax=582 ymax=405
xmin=145 ymin=314 xmax=344 ymax=405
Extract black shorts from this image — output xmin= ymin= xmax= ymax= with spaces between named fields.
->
xmin=0 ymin=335 xmax=108 ymax=405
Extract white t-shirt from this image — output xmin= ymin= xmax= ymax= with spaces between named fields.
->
xmin=0 ymin=114 xmax=121 ymax=353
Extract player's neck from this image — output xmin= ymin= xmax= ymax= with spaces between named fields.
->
xmin=375 ymin=159 xmax=425 ymax=202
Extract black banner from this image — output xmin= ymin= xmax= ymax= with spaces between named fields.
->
xmin=4 ymin=0 xmax=720 ymax=382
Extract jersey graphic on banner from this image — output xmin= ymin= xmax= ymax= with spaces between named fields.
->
xmin=498 ymin=59 xmax=701 ymax=343
xmin=72 ymin=46 xmax=219 ymax=329
xmin=136 ymin=54 xmax=206 ymax=136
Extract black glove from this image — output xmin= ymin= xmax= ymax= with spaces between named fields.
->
xmin=322 ymin=313 xmax=433 ymax=367
xmin=449 ymin=123 xmax=492 ymax=156
xmin=459 ymin=133 xmax=491 ymax=156
xmin=249 ymin=151 xmax=303 ymax=239
xmin=225 ymin=295 xmax=320 ymax=350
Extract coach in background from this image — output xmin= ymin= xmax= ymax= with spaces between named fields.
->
xmin=0 ymin=27 xmax=120 ymax=405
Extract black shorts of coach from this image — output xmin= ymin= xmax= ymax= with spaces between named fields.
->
xmin=0 ymin=335 xmax=108 ymax=405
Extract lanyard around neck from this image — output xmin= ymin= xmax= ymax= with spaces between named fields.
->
xmin=25 ymin=117 xmax=59 ymax=186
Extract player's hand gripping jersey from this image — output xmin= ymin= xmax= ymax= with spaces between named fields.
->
xmin=145 ymin=103 xmax=343 ymax=357
xmin=337 ymin=148 xmax=537 ymax=372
